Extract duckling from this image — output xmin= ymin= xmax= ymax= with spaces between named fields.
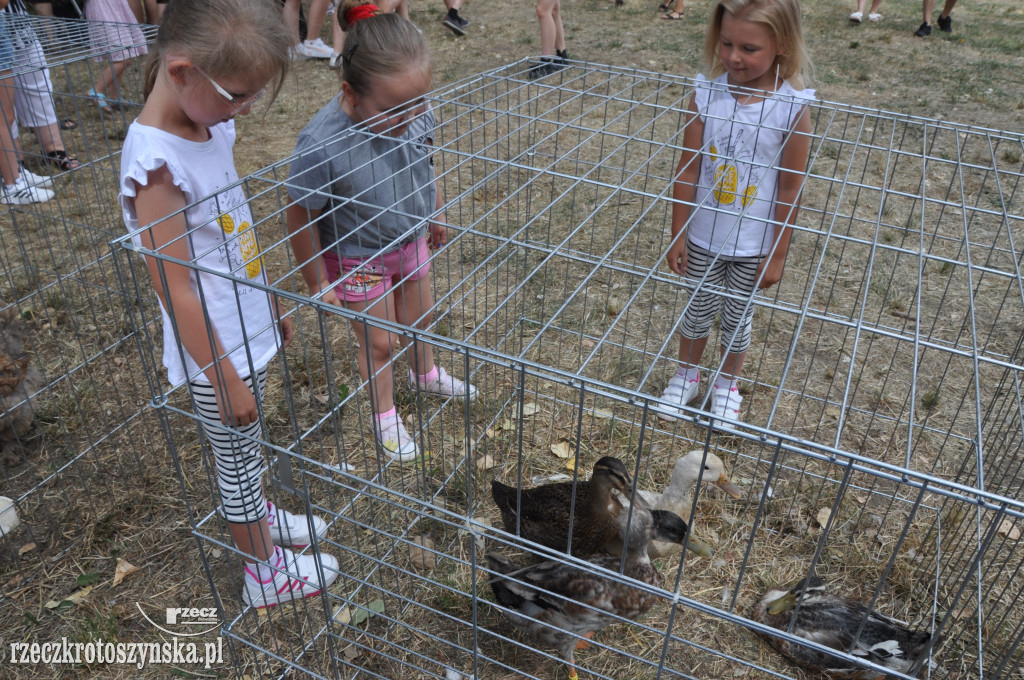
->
xmin=607 ymin=450 xmax=740 ymax=558
xmin=491 ymin=456 xmax=640 ymax=558
xmin=486 ymin=491 xmax=687 ymax=680
xmin=753 ymin=576 xmax=938 ymax=680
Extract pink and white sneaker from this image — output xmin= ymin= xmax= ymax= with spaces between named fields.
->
xmin=242 ymin=547 xmax=339 ymax=608
xmin=710 ymin=385 xmax=743 ymax=431
xmin=266 ymin=502 xmax=328 ymax=548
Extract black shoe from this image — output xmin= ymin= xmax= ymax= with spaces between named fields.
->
xmin=937 ymin=14 xmax=952 ymax=32
xmin=914 ymin=21 xmax=932 ymax=36
xmin=555 ymin=49 xmax=570 ymax=68
xmin=442 ymin=14 xmax=468 ymax=35
xmin=528 ymin=59 xmax=556 ymax=80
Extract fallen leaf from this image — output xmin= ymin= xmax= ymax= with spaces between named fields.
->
xmin=476 ymin=454 xmax=497 ymax=470
xmin=816 ymin=508 xmax=832 ymax=528
xmin=825 ymin=406 xmax=841 ymax=419
xmin=514 ymin=402 xmax=540 ymax=418
xmin=550 ymin=441 xmax=572 ymax=459
xmin=581 ymin=339 xmax=595 ymax=348
xmin=410 ymin=536 xmax=436 ymax=571
xmin=112 ymin=558 xmax=139 ymax=587
xmin=18 ymin=543 xmax=35 ymax=556
xmin=485 ymin=428 xmax=496 ymax=438
xmin=45 ymin=585 xmax=93 ymax=609
xmin=501 ymin=419 xmax=513 ymax=431
xmin=342 ymin=645 xmax=358 ymax=660
xmin=315 ymin=395 xmax=329 ymax=406
xmin=998 ymin=519 xmax=1021 ymax=540
xmin=333 ymin=606 xmax=352 ymax=625
xmin=853 ymin=493 xmax=868 ymax=504
xmin=564 ymin=457 xmax=579 ymax=473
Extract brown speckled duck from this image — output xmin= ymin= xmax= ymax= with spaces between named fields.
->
xmin=753 ymin=576 xmax=939 ymax=680
xmin=491 ymin=456 xmax=641 ymax=557
xmin=487 ymin=491 xmax=687 ymax=680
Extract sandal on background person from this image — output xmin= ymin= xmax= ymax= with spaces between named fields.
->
xmin=60 ymin=118 xmax=78 ymax=131
xmin=45 ymin=150 xmax=80 ymax=172
xmin=662 ymin=10 xmax=684 ymax=19
xmin=88 ymin=89 xmax=114 ymax=114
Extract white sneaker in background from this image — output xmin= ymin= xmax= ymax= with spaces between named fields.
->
xmin=2 ymin=175 xmax=54 ymax=205
xmin=410 ymin=366 xmax=478 ymax=401
xmin=374 ymin=411 xmax=420 ymax=462
xmin=295 ymin=38 xmax=333 ymax=59
xmin=710 ymin=385 xmax=743 ymax=431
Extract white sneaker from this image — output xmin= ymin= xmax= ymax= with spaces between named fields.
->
xmin=19 ymin=164 xmax=53 ymax=189
xmin=329 ymin=51 xmax=342 ymax=69
xmin=849 ymin=11 xmax=863 ymax=23
xmin=868 ymin=12 xmax=883 ymax=21
xmin=267 ymin=502 xmax=328 ymax=547
xmin=710 ymin=385 xmax=742 ymax=431
xmin=2 ymin=175 xmax=54 ymax=205
xmin=653 ymin=373 xmax=700 ymax=422
xmin=374 ymin=411 xmax=420 ymax=462
xmin=242 ymin=547 xmax=339 ymax=608
xmin=410 ymin=366 xmax=478 ymax=401
xmin=295 ymin=38 xmax=333 ymax=59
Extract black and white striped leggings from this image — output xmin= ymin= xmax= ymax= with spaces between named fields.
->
xmin=678 ymin=241 xmax=763 ymax=354
xmin=189 ymin=368 xmax=268 ymax=525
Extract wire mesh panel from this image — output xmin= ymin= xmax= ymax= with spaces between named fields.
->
xmin=123 ymin=60 xmax=1024 ymax=680
xmin=0 ymin=16 xmax=160 ymax=601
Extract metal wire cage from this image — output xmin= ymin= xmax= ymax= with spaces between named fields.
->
xmin=0 ymin=16 xmax=157 ymax=599
xmin=118 ymin=60 xmax=1024 ymax=680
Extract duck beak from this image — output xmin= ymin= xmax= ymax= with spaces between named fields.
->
xmin=766 ymin=592 xmax=798 ymax=615
xmin=684 ymin=535 xmax=714 ymax=558
xmin=715 ymin=475 xmax=743 ymax=499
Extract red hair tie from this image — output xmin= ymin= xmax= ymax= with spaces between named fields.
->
xmin=346 ymin=4 xmax=380 ymax=25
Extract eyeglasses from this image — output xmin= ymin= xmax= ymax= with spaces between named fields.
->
xmin=195 ymin=67 xmax=266 ymax=110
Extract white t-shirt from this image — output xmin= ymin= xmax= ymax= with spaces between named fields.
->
xmin=687 ymin=73 xmax=815 ymax=258
xmin=120 ymin=121 xmax=280 ymax=386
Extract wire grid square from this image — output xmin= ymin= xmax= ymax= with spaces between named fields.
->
xmin=120 ymin=61 xmax=1024 ymax=679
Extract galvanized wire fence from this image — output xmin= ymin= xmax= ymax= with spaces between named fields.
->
xmin=118 ymin=59 xmax=1024 ymax=680
xmin=0 ymin=16 xmax=158 ymax=600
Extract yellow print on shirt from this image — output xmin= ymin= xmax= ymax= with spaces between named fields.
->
xmin=711 ymin=162 xmax=758 ymax=208
xmin=218 ymin=213 xmax=235 ymax=234
xmin=238 ymin=222 xmax=263 ymax=279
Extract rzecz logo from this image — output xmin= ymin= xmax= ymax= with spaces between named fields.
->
xmin=136 ymin=604 xmax=220 ymax=637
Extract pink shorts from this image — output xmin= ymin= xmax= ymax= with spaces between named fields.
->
xmin=323 ymin=237 xmax=431 ymax=302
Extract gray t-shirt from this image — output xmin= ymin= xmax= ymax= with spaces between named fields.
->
xmin=287 ymin=96 xmax=437 ymax=258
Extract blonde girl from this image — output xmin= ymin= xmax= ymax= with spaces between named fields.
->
xmin=657 ymin=0 xmax=814 ymax=430
xmin=119 ymin=0 xmax=338 ymax=607
xmin=286 ymin=0 xmax=477 ymax=463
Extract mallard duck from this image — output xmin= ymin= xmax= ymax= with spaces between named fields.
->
xmin=486 ymin=493 xmax=687 ymax=680
xmin=640 ymin=450 xmax=742 ymax=558
xmin=753 ymin=576 xmax=938 ymax=680
xmin=491 ymin=456 xmax=641 ymax=558
xmin=604 ymin=450 xmax=738 ymax=558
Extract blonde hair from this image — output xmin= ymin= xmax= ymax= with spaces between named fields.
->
xmin=337 ymin=0 xmax=429 ymax=96
xmin=703 ymin=0 xmax=812 ymax=90
xmin=144 ymin=0 xmax=289 ymax=103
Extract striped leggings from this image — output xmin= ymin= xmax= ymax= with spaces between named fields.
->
xmin=189 ymin=368 xmax=268 ymax=524
xmin=678 ymin=241 xmax=763 ymax=354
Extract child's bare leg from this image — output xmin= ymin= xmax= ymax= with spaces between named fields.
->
xmin=346 ymin=307 xmax=399 ymax=413
xmin=719 ymin=349 xmax=746 ymax=382
xmin=536 ymin=0 xmax=557 ymax=55
xmin=678 ymin=334 xmax=708 ymax=370
xmin=393 ymin=274 xmax=435 ymax=376
xmin=230 ymin=519 xmax=274 ymax=562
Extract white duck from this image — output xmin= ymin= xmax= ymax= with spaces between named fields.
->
xmin=611 ymin=450 xmax=742 ymax=558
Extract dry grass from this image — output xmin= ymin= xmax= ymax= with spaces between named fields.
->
xmin=1 ymin=1 xmax=1023 ymax=679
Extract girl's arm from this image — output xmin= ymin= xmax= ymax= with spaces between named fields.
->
xmin=757 ymin=105 xmax=811 ymax=289
xmin=285 ymin=203 xmax=340 ymax=306
xmin=666 ymin=96 xmax=704 ymax=276
xmin=429 ymin=168 xmax=448 ymax=249
xmin=134 ymin=166 xmax=258 ymax=426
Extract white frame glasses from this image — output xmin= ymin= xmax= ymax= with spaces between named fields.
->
xmin=195 ymin=67 xmax=266 ymax=110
